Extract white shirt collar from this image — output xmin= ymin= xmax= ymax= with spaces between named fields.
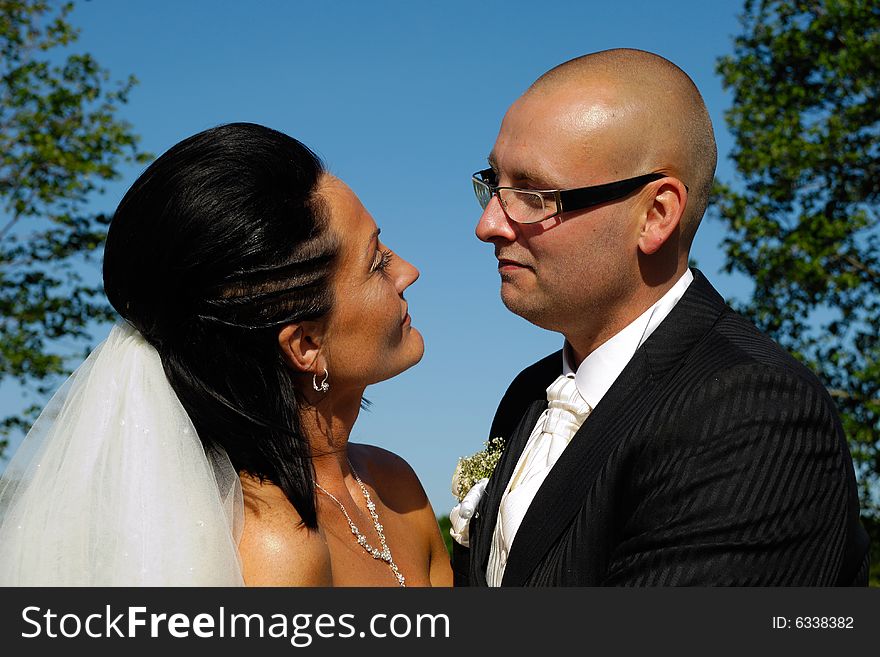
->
xmin=562 ymin=269 xmax=694 ymax=409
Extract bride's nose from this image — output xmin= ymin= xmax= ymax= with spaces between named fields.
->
xmin=395 ymin=256 xmax=419 ymax=294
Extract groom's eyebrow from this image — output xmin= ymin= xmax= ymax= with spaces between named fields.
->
xmin=487 ymin=153 xmax=549 ymax=187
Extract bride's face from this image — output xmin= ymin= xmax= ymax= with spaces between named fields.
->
xmin=318 ymin=175 xmax=424 ymax=389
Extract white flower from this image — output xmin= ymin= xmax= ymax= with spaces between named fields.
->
xmin=448 ymin=437 xmax=505 ymax=547
xmin=451 ymin=436 xmax=504 ymax=502
xmin=451 ymin=459 xmax=464 ymax=499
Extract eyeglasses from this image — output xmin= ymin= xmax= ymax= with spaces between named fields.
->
xmin=472 ymin=168 xmax=677 ymax=224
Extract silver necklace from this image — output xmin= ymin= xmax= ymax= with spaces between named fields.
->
xmin=313 ymin=460 xmax=406 ymax=587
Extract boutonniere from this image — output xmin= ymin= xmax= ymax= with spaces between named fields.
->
xmin=451 ymin=436 xmax=505 ymax=502
xmin=449 ymin=437 xmax=505 ymax=547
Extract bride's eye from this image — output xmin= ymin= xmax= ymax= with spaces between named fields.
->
xmin=371 ymin=248 xmax=393 ymax=274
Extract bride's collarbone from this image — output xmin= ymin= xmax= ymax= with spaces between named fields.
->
xmin=238 ymin=466 xmax=431 ymax=586
xmin=318 ymin=502 xmax=430 ymax=586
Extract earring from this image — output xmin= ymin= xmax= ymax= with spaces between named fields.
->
xmin=312 ymin=367 xmax=330 ymax=392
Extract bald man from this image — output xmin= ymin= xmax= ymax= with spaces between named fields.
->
xmin=453 ymin=49 xmax=869 ymax=586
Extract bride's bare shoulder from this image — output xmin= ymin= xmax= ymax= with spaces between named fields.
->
xmin=349 ymin=444 xmax=454 ymax=587
xmin=238 ymin=474 xmax=332 ymax=586
xmin=349 ymin=443 xmax=429 ymax=509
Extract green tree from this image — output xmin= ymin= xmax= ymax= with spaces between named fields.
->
xmin=0 ymin=0 xmax=149 ymax=455
xmin=438 ymin=514 xmax=453 ymax=557
xmin=714 ymin=0 xmax=879 ymax=582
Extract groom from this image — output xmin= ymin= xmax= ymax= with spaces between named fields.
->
xmin=453 ymin=49 xmax=870 ymax=586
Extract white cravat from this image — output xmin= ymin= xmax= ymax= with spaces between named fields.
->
xmin=486 ymin=374 xmax=591 ymax=586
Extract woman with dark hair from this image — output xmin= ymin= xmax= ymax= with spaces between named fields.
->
xmin=0 ymin=123 xmax=452 ymax=587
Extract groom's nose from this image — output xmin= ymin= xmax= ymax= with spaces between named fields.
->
xmin=475 ymin=196 xmax=518 ymax=244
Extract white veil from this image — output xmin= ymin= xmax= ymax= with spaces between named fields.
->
xmin=0 ymin=322 xmax=244 ymax=586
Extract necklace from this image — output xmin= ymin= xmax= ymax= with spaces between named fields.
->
xmin=313 ymin=460 xmax=406 ymax=587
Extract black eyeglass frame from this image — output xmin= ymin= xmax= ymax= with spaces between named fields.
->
xmin=472 ymin=168 xmax=686 ymax=224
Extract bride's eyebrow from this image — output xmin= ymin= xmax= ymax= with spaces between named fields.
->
xmin=364 ymin=227 xmax=381 ymax=261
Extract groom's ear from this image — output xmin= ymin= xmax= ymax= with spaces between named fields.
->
xmin=278 ymin=321 xmax=325 ymax=374
xmin=637 ymin=178 xmax=687 ymax=256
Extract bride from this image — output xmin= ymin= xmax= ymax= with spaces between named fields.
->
xmin=0 ymin=122 xmax=452 ymax=587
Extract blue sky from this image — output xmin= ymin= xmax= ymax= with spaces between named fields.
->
xmin=2 ymin=0 xmax=752 ymax=514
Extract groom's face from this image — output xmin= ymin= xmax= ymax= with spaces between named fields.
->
xmin=475 ymin=86 xmax=647 ymax=337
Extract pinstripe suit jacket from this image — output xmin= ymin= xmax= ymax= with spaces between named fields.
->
xmin=454 ymin=270 xmax=869 ymax=586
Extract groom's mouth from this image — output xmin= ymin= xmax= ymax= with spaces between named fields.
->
xmin=497 ymin=258 xmax=530 ymax=272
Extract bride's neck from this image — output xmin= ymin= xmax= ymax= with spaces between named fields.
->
xmin=300 ymin=387 xmax=364 ymax=479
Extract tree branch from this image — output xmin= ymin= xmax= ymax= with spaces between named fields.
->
xmin=828 ymin=388 xmax=880 ymax=408
xmin=841 ymin=254 xmax=880 ymax=282
xmin=0 ymin=211 xmax=23 ymax=242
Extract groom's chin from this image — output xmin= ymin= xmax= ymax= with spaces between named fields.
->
xmin=499 ymin=287 xmax=562 ymax=333
xmin=501 ymin=283 xmax=535 ymax=318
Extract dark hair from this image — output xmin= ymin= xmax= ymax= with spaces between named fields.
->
xmin=103 ymin=122 xmax=337 ymax=529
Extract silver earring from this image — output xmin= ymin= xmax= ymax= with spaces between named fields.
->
xmin=312 ymin=367 xmax=330 ymax=392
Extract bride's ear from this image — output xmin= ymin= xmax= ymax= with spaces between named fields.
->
xmin=278 ymin=321 xmax=325 ymax=374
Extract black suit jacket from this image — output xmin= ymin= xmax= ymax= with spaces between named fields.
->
xmin=454 ymin=270 xmax=869 ymax=586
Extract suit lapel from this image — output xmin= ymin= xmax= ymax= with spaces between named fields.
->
xmin=470 ymin=399 xmax=546 ymax=585
xmin=500 ymin=350 xmax=653 ymax=585
xmin=500 ymin=269 xmax=728 ymax=586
